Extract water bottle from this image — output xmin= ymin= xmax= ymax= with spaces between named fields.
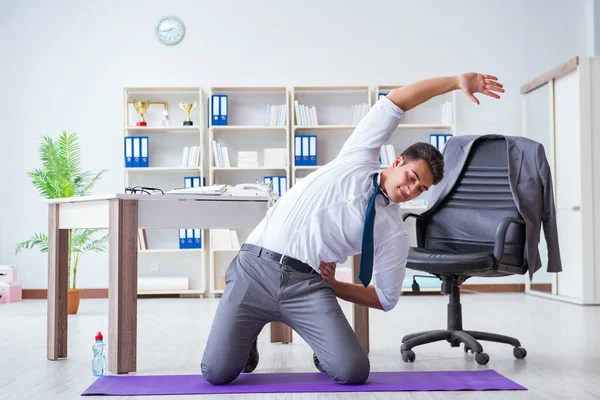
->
xmin=92 ymin=331 xmax=106 ymax=376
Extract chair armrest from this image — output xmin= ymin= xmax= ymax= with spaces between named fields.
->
xmin=493 ymin=217 xmax=526 ymax=261
xmin=402 ymin=212 xmax=429 ymax=222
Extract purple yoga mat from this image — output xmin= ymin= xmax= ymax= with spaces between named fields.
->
xmin=82 ymin=370 xmax=526 ymax=395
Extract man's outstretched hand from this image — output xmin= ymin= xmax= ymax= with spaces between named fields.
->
xmin=458 ymin=73 xmax=505 ymax=105
xmin=319 ymin=261 xmax=337 ymax=288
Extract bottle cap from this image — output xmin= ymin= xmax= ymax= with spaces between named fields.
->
xmin=95 ymin=332 xmax=103 ymax=341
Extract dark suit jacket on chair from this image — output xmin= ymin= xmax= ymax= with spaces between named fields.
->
xmin=425 ymin=134 xmax=562 ymax=278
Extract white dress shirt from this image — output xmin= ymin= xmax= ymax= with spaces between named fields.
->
xmin=245 ymin=96 xmax=408 ymax=311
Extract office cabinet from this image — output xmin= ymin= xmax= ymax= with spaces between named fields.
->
xmin=521 ymin=56 xmax=600 ymax=305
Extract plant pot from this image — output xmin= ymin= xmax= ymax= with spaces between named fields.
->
xmin=68 ymin=288 xmax=83 ymax=314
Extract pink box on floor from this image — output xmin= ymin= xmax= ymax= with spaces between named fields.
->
xmin=0 ymin=282 xmax=22 ymax=304
xmin=0 ymin=265 xmax=16 ymax=283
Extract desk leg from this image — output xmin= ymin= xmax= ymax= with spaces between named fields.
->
xmin=352 ymin=255 xmax=369 ymax=353
xmin=47 ymin=204 xmax=69 ymax=360
xmin=108 ymin=199 xmax=138 ymax=374
xmin=270 ymin=322 xmax=293 ymax=344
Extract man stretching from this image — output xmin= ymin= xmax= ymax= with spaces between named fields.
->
xmin=201 ymin=72 xmax=505 ymax=385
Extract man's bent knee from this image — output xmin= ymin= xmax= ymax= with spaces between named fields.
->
xmin=329 ymin=353 xmax=370 ymax=385
xmin=201 ymin=360 xmax=241 ymax=385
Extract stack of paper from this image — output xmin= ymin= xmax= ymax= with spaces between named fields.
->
xmin=263 ymin=148 xmax=287 ymax=168
xmin=238 ymin=151 xmax=259 ymax=168
xmin=166 ymin=184 xmax=227 ymax=196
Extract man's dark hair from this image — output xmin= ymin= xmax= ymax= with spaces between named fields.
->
xmin=400 ymin=142 xmax=445 ymax=185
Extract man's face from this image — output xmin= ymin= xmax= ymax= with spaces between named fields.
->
xmin=382 ymin=157 xmax=435 ymax=203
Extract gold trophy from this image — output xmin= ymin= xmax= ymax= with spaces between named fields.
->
xmin=179 ymin=102 xmax=197 ymax=126
xmin=133 ymin=100 xmax=151 ymax=126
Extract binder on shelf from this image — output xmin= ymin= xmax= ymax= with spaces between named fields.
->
xmin=132 ymin=136 xmax=141 ymax=167
xmin=124 ymin=137 xmax=133 ymax=167
xmin=186 ymin=228 xmax=194 ymax=248
xmin=184 ymin=176 xmax=202 ymax=188
xmin=193 ymin=228 xmax=201 ymax=248
xmin=211 ymin=95 xmax=220 ymax=126
xmin=301 ymin=136 xmax=310 ymax=165
xmin=429 ymin=133 xmax=453 ymax=152
xmin=308 ymin=135 xmax=317 ymax=166
xmin=140 ymin=136 xmax=149 ymax=167
xmin=279 ymin=176 xmax=287 ymax=196
xmin=272 ymin=175 xmax=280 ymax=196
xmin=219 ymin=94 xmax=228 ymax=125
xmin=295 ymin=136 xmax=302 ymax=166
xmin=179 ymin=229 xmax=187 ymax=249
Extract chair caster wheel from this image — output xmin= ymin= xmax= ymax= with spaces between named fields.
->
xmin=401 ymin=350 xmax=416 ymax=363
xmin=475 ymin=352 xmax=489 ymax=365
xmin=513 ymin=347 xmax=527 ymax=359
xmin=313 ymin=353 xmax=325 ymax=372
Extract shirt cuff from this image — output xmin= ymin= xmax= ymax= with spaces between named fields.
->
xmin=375 ymin=285 xmax=399 ymax=312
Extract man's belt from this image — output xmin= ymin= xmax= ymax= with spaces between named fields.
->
xmin=240 ymin=244 xmax=316 ymax=274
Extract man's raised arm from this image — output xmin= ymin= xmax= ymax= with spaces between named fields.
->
xmin=387 ymin=73 xmax=505 ymax=112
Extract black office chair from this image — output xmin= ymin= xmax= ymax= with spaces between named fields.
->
xmin=401 ymin=136 xmax=528 ymax=366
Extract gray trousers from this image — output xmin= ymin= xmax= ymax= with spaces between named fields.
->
xmin=201 ymin=248 xmax=370 ymax=385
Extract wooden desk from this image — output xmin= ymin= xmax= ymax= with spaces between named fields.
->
xmin=46 ymin=193 xmax=369 ymax=374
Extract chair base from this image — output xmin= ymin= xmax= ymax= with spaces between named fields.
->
xmin=400 ymin=329 xmax=527 ymax=365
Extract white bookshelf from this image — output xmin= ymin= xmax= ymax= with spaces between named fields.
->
xmin=123 ymin=86 xmax=207 ymax=296
xmin=291 ymin=86 xmax=371 ymax=184
xmin=118 ymin=84 xmax=457 ymax=298
xmin=206 ymin=86 xmax=289 ymax=294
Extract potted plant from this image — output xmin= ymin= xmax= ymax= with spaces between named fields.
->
xmin=15 ymin=130 xmax=109 ymax=314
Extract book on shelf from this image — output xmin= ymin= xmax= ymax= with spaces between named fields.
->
xmin=379 ymin=144 xmax=396 ymax=166
xmin=438 ymin=101 xmax=453 ymax=124
xmin=138 ymin=229 xmax=148 ymax=250
xmin=294 ymin=100 xmax=319 ymax=126
xmin=210 ymin=229 xmax=240 ymax=251
xmin=350 ymin=103 xmax=369 ymax=124
xmin=181 ymin=146 xmax=201 ymax=168
xmin=264 ymin=104 xmax=287 ymax=126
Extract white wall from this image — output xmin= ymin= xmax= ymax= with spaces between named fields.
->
xmin=0 ymin=0 xmax=593 ymax=289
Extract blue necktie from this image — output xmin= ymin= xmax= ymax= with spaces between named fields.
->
xmin=359 ymin=173 xmax=384 ymax=287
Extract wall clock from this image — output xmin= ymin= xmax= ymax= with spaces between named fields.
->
xmin=155 ymin=16 xmax=185 ymax=46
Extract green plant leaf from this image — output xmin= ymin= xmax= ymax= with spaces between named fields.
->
xmin=15 ymin=233 xmax=49 ymax=254
xmin=15 ymin=130 xmax=108 ymax=289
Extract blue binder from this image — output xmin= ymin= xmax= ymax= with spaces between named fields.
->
xmin=193 ymin=229 xmax=201 ymax=248
xmin=308 ymin=135 xmax=317 ymax=166
xmin=301 ymin=136 xmax=310 ymax=165
xmin=179 ymin=229 xmax=187 ymax=249
xmin=124 ymin=137 xmax=133 ymax=167
xmin=219 ymin=95 xmax=228 ymax=125
xmin=132 ymin=137 xmax=141 ymax=167
xmin=211 ymin=95 xmax=220 ymax=126
xmin=140 ymin=136 xmax=149 ymax=167
xmin=294 ymin=136 xmax=302 ymax=166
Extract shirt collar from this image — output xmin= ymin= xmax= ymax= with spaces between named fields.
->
xmin=376 ymin=173 xmax=397 ymax=208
